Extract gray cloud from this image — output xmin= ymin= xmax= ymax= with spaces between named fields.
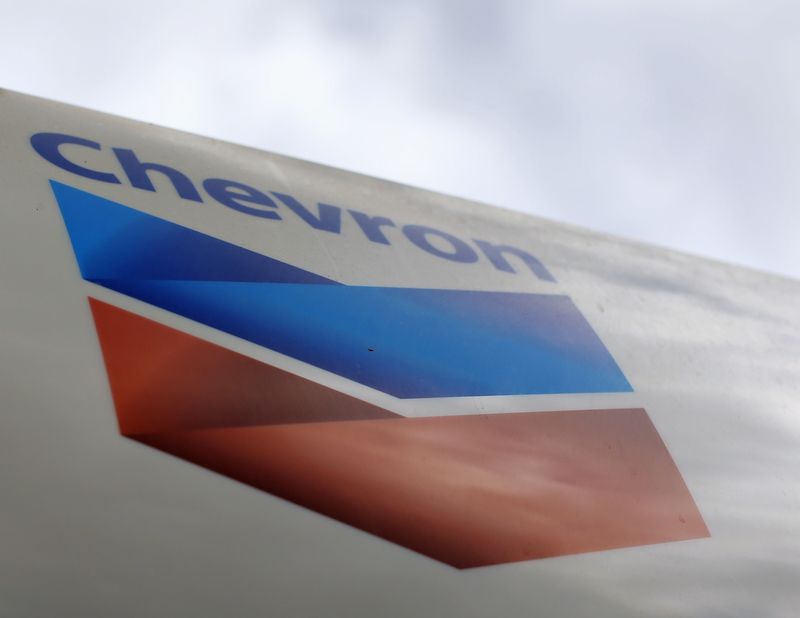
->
xmin=2 ymin=0 xmax=799 ymax=278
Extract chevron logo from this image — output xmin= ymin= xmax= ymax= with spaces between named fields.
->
xmin=52 ymin=180 xmax=708 ymax=568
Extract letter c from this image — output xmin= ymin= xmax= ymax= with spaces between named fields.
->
xmin=30 ymin=133 xmax=120 ymax=184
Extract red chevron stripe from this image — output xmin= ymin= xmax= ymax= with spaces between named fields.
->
xmin=89 ymin=298 xmax=708 ymax=568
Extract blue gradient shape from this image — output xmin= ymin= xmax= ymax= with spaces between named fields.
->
xmin=54 ymin=181 xmax=334 ymax=284
xmin=52 ymin=180 xmax=633 ymax=399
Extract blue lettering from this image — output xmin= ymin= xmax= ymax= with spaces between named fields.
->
xmin=474 ymin=239 xmax=556 ymax=282
xmin=30 ymin=132 xmax=555 ymax=281
xmin=348 ymin=210 xmax=395 ymax=244
xmin=113 ymin=148 xmax=202 ymax=202
xmin=204 ymin=178 xmax=281 ymax=220
xmin=403 ymin=225 xmax=478 ymax=263
xmin=30 ymin=133 xmax=120 ymax=184
xmin=272 ymin=192 xmax=341 ymax=233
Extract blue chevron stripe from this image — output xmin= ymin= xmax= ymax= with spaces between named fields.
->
xmin=52 ymin=180 xmax=632 ymax=399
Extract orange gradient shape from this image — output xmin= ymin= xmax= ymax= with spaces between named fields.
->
xmin=90 ymin=298 xmax=709 ymax=568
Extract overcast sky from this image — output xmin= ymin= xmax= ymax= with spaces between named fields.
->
xmin=2 ymin=0 xmax=799 ymax=279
